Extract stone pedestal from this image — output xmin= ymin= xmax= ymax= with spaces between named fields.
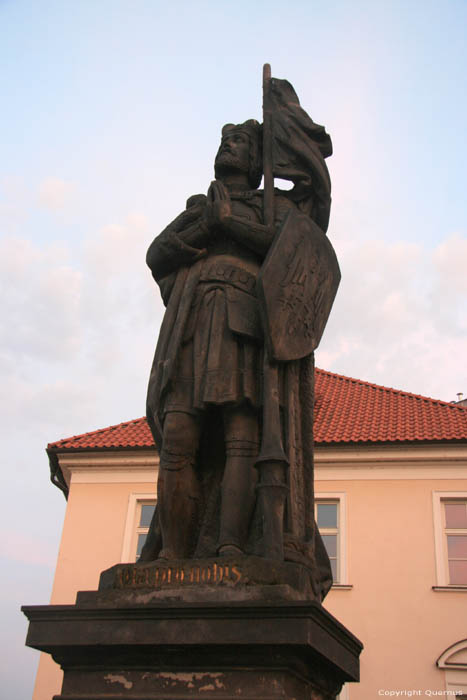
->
xmin=23 ymin=560 xmax=362 ymax=700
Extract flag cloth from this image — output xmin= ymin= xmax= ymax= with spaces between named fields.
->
xmin=269 ymin=77 xmax=332 ymax=232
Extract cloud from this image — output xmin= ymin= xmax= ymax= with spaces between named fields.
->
xmin=84 ymin=212 xmax=150 ymax=278
xmin=37 ymin=177 xmax=75 ymax=211
xmin=431 ymin=233 xmax=467 ymax=331
xmin=0 ymin=236 xmax=82 ymax=364
xmin=3 ymin=205 xmax=465 ymax=444
xmin=0 ymin=212 xmax=162 ymax=442
xmin=316 ymin=230 xmax=467 ymax=401
xmin=0 ymin=176 xmax=30 ymax=233
xmin=0 ymin=531 xmax=57 ymax=567
xmin=433 ymin=233 xmax=467 ymax=289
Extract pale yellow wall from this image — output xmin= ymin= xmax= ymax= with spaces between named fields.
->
xmin=32 ymin=448 xmax=467 ymax=700
xmin=319 ymin=477 xmax=467 ymax=699
xmin=33 ymin=474 xmax=156 ymax=700
xmin=51 ymin=480 xmax=155 ymax=602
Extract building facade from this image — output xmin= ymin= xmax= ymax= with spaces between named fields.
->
xmin=34 ymin=369 xmax=467 ymax=699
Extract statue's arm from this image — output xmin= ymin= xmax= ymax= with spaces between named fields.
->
xmin=220 ymin=217 xmax=274 ymax=257
xmin=216 ymin=195 xmax=295 ymax=258
xmin=146 ymin=195 xmax=208 ymax=280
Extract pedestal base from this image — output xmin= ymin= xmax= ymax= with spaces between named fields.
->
xmin=23 ymin=594 xmax=362 ymax=699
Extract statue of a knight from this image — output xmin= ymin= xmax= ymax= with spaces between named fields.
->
xmin=141 ymin=71 xmax=340 ymax=602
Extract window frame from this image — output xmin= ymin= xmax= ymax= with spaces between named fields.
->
xmin=432 ymin=491 xmax=467 ymax=588
xmin=315 ymin=492 xmax=348 ymax=586
xmin=121 ymin=492 xmax=157 ymax=562
xmin=437 ymin=639 xmax=467 ymax=696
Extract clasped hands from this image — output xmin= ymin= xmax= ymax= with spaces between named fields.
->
xmin=204 ymin=180 xmax=233 ymax=232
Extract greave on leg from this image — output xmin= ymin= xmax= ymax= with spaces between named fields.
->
xmin=218 ymin=439 xmax=259 ymax=554
xmin=158 ymin=452 xmax=200 ymax=559
xmin=157 ymin=411 xmax=201 ymax=560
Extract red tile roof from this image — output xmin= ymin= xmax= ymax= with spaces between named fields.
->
xmin=48 ymin=417 xmax=154 ymax=451
xmin=48 ymin=368 xmax=467 ymax=451
xmin=313 ymin=369 xmax=467 ymax=444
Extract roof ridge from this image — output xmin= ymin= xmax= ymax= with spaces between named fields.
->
xmin=315 ymin=367 xmax=465 ymax=410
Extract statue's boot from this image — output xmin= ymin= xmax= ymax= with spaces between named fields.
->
xmin=218 ymin=440 xmax=258 ymax=555
xmin=158 ymin=411 xmax=201 ymax=559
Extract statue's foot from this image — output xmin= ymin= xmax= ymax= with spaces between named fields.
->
xmin=157 ymin=548 xmax=178 ymax=561
xmin=217 ymin=544 xmax=243 ymax=558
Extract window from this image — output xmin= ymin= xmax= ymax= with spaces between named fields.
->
xmin=437 ymin=639 xmax=467 ymax=696
xmin=315 ymin=494 xmax=347 ymax=585
xmin=135 ymin=502 xmax=156 ymax=560
xmin=316 ymin=500 xmax=339 ymax=582
xmin=337 ymin=684 xmax=349 ymax=700
xmin=433 ymin=492 xmax=467 ymax=587
xmin=121 ymin=493 xmax=156 ymax=562
xmin=444 ymin=501 xmax=467 ymax=584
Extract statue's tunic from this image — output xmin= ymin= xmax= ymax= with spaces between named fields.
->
xmin=147 ymin=191 xmax=293 ymax=427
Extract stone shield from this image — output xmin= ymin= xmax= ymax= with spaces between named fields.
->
xmin=257 ymin=208 xmax=341 ymax=362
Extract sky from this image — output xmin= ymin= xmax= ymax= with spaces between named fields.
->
xmin=1 ymin=0 xmax=466 ymax=696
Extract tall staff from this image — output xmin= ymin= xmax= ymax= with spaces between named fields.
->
xmin=255 ymin=64 xmax=289 ymax=561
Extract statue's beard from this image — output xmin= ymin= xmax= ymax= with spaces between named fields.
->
xmin=214 ymin=151 xmax=249 ymax=178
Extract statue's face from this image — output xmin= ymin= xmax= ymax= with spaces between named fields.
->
xmin=215 ymin=130 xmax=250 ymax=175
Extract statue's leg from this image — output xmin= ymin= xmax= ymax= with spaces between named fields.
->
xmin=158 ymin=410 xmax=202 ymax=560
xmin=218 ymin=405 xmax=259 ymax=555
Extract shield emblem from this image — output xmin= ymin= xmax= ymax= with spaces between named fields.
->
xmin=257 ymin=208 xmax=341 ymax=362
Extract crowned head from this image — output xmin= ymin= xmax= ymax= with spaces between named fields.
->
xmin=214 ymin=119 xmax=262 ymax=189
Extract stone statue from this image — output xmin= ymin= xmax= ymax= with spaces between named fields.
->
xmin=141 ymin=66 xmax=340 ymax=601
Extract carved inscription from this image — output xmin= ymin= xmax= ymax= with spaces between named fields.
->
xmin=117 ymin=562 xmax=242 ymax=589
